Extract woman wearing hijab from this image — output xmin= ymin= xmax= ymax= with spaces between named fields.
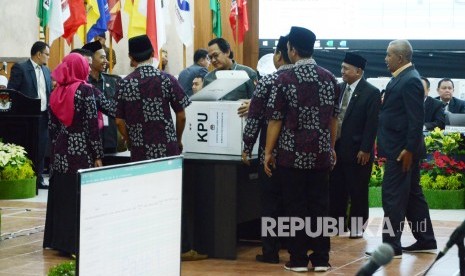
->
xmin=43 ymin=53 xmax=104 ymax=257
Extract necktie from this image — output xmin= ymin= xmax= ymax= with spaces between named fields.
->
xmin=337 ymin=86 xmax=351 ymax=139
xmin=36 ymin=65 xmax=42 ymax=99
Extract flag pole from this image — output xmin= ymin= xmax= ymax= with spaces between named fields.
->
xmin=45 ymin=27 xmax=50 ymax=44
xmin=235 ymin=12 xmax=239 ymax=63
xmin=83 ymin=0 xmax=88 ymax=44
xmin=159 ymin=48 xmax=163 ymax=70
xmin=183 ymin=45 xmax=187 ymax=69
xmin=109 ymin=36 xmax=114 ymax=73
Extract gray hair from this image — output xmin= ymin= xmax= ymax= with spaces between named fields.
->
xmin=388 ymin=40 xmax=413 ymax=62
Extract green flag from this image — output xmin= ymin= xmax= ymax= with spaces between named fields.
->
xmin=37 ymin=0 xmax=51 ymax=27
xmin=210 ymin=0 xmax=222 ymax=37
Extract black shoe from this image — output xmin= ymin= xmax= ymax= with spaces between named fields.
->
xmin=256 ymin=254 xmax=279 ymax=264
xmin=365 ymin=250 xmax=402 ymax=259
xmin=283 ymin=262 xmax=308 ymax=272
xmin=313 ymin=264 xmax=331 ymax=272
xmin=37 ymin=180 xmax=49 ymax=189
xmin=181 ymin=250 xmax=208 ymax=261
xmin=349 ymin=231 xmax=363 ymax=239
xmin=402 ymin=242 xmax=437 ymax=254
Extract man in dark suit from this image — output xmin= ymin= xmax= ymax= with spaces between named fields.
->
xmin=435 ymin=78 xmax=465 ymax=114
xmin=373 ymin=40 xmax=436 ymax=258
xmin=330 ymin=53 xmax=381 ymax=238
xmin=421 ymin=77 xmax=445 ymax=130
xmin=7 ymin=41 xmax=52 ymax=189
xmin=82 ymin=41 xmax=120 ymax=153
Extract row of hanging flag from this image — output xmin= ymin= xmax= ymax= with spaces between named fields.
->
xmin=36 ymin=0 xmax=248 ymax=59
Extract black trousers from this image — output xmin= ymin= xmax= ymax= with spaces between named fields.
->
xmin=259 ymin=167 xmax=283 ymax=257
xmin=329 ymin=160 xmax=373 ymax=234
xmin=382 ymin=158 xmax=436 ymax=253
xmin=278 ymin=166 xmax=330 ymax=267
xmin=37 ymin=111 xmax=49 ymax=185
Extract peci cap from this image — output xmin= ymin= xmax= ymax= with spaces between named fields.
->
xmin=276 ymin=35 xmax=289 ymax=53
xmin=128 ymin=35 xmax=154 ymax=56
xmin=343 ymin=52 xmax=367 ymax=70
xmin=82 ymin=41 xmax=102 ymax=53
xmin=288 ymin=26 xmax=316 ymax=53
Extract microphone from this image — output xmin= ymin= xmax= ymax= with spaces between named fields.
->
xmin=2 ymin=62 xmax=7 ymax=74
xmin=356 ymin=243 xmax=394 ymax=276
xmin=439 ymin=220 xmax=465 ymax=258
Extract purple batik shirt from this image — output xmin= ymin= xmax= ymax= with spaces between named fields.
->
xmin=49 ymin=84 xmax=104 ymax=174
xmin=115 ymin=65 xmax=191 ymax=162
xmin=266 ymin=58 xmax=341 ymax=170
xmin=242 ymin=64 xmax=294 ymax=164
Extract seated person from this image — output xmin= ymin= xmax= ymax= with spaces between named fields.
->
xmin=203 ymin=38 xmax=257 ymax=101
xmin=161 ymin=48 xmax=168 ymax=71
xmin=421 ymin=77 xmax=445 ymax=130
xmin=0 ymin=75 xmax=7 ymax=89
xmin=191 ymin=75 xmax=204 ymax=95
xmin=178 ymin=49 xmax=209 ymax=97
xmin=435 ymin=78 xmax=465 ymax=114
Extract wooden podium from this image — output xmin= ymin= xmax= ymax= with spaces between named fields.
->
xmin=0 ymin=89 xmax=41 ymax=192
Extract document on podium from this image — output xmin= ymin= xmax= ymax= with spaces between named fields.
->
xmin=190 ymin=70 xmax=250 ymax=101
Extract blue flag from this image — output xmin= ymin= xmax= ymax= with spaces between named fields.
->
xmin=87 ymin=0 xmax=111 ymax=42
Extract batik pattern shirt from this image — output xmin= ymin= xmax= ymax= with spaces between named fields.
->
xmin=115 ymin=65 xmax=191 ymax=162
xmin=49 ymin=84 xmax=104 ymax=174
xmin=242 ymin=64 xmax=294 ymax=164
xmin=266 ymin=58 xmax=341 ymax=170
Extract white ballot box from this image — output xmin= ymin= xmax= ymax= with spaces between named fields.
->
xmin=183 ymin=101 xmax=258 ymax=155
xmin=190 ymin=70 xmax=250 ymax=101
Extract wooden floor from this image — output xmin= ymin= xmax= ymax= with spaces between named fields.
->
xmin=0 ymin=198 xmax=463 ymax=276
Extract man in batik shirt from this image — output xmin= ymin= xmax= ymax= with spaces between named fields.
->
xmin=264 ymin=26 xmax=341 ymax=273
xmin=115 ymin=35 xmax=190 ymax=162
xmin=241 ymin=35 xmax=293 ymax=264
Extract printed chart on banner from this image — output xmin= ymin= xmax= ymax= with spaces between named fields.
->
xmin=260 ymin=0 xmax=465 ymax=40
xmin=78 ymin=158 xmax=183 ymax=276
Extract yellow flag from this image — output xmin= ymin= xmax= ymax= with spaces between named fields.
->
xmin=77 ymin=0 xmax=101 ymax=43
xmin=124 ymin=0 xmax=147 ymax=38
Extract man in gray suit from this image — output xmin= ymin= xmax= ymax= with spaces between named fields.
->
xmin=371 ymin=40 xmax=436 ymax=258
xmin=8 ymin=41 xmax=52 ymax=189
xmin=329 ymin=53 xmax=381 ymax=239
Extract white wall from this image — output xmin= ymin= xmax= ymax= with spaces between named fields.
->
xmin=0 ymin=0 xmax=195 ymax=76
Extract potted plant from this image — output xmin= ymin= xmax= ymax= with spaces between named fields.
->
xmin=369 ymin=157 xmax=385 ymax=207
xmin=420 ymin=127 xmax=465 ymax=209
xmin=48 ymin=261 xmax=75 ymax=276
xmin=369 ymin=128 xmax=465 ymax=209
xmin=0 ymin=140 xmax=36 ymax=199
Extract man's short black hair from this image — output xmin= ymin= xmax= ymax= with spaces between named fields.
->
xmin=194 ymin=49 xmax=208 ymax=63
xmin=30 ymin=41 xmax=49 ymax=57
xmin=438 ymin=78 xmax=454 ymax=88
xmin=208 ymin=37 xmax=234 ymax=59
